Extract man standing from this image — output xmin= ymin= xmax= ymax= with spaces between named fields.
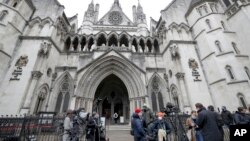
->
xmin=195 ymin=103 xmax=222 ymax=141
xmin=63 ymin=110 xmax=73 ymax=141
xmin=142 ymin=104 xmax=154 ymax=128
xmin=221 ymin=106 xmax=233 ymax=127
xmin=132 ymin=108 xmax=146 ymax=141
xmin=234 ymin=107 xmax=250 ymax=125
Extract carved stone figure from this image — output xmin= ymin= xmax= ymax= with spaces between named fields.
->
xmin=15 ymin=55 xmax=29 ymax=67
xmin=38 ymin=42 xmax=51 ymax=58
xmin=189 ymin=58 xmax=199 ymax=70
xmin=170 ymin=44 xmax=179 ymax=59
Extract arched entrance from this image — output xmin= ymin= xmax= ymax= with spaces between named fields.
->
xmin=94 ymin=74 xmax=129 ymax=123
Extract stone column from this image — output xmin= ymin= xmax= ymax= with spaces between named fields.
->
xmin=70 ymin=96 xmax=76 ymax=110
xmin=175 ymin=72 xmax=191 ymax=113
xmin=111 ymin=101 xmax=114 ymax=119
xmin=22 ymin=71 xmax=43 ymax=113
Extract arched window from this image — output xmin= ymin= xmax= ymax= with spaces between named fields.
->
xmin=119 ymin=35 xmax=129 ymax=47
xmin=147 ymin=40 xmax=152 ymax=53
xmin=223 ymin=0 xmax=231 ymax=7
xmin=215 ymin=40 xmax=222 ymax=52
xmin=64 ymin=37 xmax=71 ymax=51
xmin=221 ymin=21 xmax=226 ymax=30
xmin=34 ymin=87 xmax=48 ymax=113
xmin=55 ymin=93 xmax=63 ymax=113
xmin=170 ymin=86 xmax=179 ymax=108
xmin=225 ymin=65 xmax=235 ymax=80
xmin=13 ymin=2 xmax=18 ymax=8
xmin=158 ymin=92 xmax=164 ymax=110
xmin=238 ymin=94 xmax=247 ymax=109
xmin=80 ymin=37 xmax=86 ymax=51
xmin=139 ymin=39 xmax=145 ymax=52
xmin=108 ymin=34 xmax=118 ymax=46
xmin=72 ymin=37 xmax=79 ymax=51
xmin=132 ymin=38 xmax=138 ymax=52
xmin=232 ymin=42 xmax=240 ymax=54
xmin=88 ymin=37 xmax=94 ymax=51
xmin=244 ymin=67 xmax=250 ymax=80
xmin=0 ymin=10 xmax=8 ymax=21
xmin=97 ymin=34 xmax=107 ymax=46
xmin=154 ymin=39 xmax=159 ymax=53
xmin=62 ymin=92 xmax=70 ymax=112
xmin=151 ymin=92 xmax=157 ymax=112
xmin=206 ymin=19 xmax=212 ymax=29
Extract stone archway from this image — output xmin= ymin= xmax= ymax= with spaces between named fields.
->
xmin=76 ymin=54 xmax=147 ymax=117
xmin=94 ymin=74 xmax=130 ymax=123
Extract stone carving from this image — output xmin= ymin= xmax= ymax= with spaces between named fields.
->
xmin=170 ymin=44 xmax=179 ymax=60
xmin=15 ymin=55 xmax=28 ymax=68
xmin=175 ymin=72 xmax=185 ymax=80
xmin=38 ymin=88 xmax=47 ymax=100
xmin=189 ymin=58 xmax=198 ymax=70
xmin=32 ymin=71 xmax=43 ymax=80
xmin=152 ymin=76 xmax=159 ymax=92
xmin=188 ymin=58 xmax=202 ymax=82
xmin=38 ymin=42 xmax=52 ymax=58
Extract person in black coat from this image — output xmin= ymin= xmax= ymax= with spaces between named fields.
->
xmin=132 ymin=108 xmax=146 ymax=141
xmin=234 ymin=107 xmax=250 ymax=125
xmin=221 ymin=106 xmax=233 ymax=127
xmin=195 ymin=103 xmax=222 ymax=141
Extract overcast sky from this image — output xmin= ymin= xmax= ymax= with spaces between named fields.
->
xmin=58 ymin=0 xmax=172 ymax=26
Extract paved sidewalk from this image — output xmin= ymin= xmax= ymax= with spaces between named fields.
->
xmin=106 ymin=130 xmax=133 ymax=141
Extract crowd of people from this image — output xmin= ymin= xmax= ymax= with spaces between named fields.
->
xmin=131 ymin=103 xmax=250 ymax=141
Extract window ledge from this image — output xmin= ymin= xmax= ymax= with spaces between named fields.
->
xmin=235 ymin=54 xmax=249 ymax=58
xmin=227 ymin=80 xmax=249 ymax=85
xmin=216 ymin=51 xmax=234 ymax=57
xmin=223 ymin=31 xmax=236 ymax=34
xmin=207 ymin=27 xmax=221 ymax=33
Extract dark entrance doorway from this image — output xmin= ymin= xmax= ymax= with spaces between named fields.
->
xmin=94 ymin=74 xmax=129 ymax=124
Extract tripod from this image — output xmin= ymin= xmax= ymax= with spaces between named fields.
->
xmin=166 ymin=113 xmax=189 ymax=141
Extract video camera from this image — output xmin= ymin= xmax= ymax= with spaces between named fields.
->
xmin=163 ymin=102 xmax=180 ymax=115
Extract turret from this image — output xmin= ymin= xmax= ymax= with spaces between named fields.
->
xmin=81 ymin=0 xmax=96 ymax=34
xmin=95 ymin=4 xmax=99 ymax=22
xmin=132 ymin=5 xmax=137 ymax=23
xmin=135 ymin=0 xmax=148 ymax=36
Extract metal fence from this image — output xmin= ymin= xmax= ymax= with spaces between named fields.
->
xmin=0 ymin=113 xmax=230 ymax=141
xmin=0 ymin=113 xmax=65 ymax=141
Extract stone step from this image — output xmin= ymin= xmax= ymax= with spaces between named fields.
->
xmin=105 ymin=125 xmax=131 ymax=131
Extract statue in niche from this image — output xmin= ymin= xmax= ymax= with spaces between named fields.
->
xmin=189 ymin=58 xmax=199 ymax=70
xmin=102 ymin=43 xmax=106 ymax=46
xmin=132 ymin=45 xmax=136 ymax=52
xmin=15 ymin=55 xmax=29 ymax=68
xmin=38 ymin=42 xmax=51 ymax=57
xmin=121 ymin=44 xmax=125 ymax=47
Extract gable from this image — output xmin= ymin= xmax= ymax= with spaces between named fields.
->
xmin=96 ymin=4 xmax=134 ymax=26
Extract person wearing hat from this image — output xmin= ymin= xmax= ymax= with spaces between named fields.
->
xmin=151 ymin=112 xmax=171 ymax=141
xmin=142 ymin=103 xmax=154 ymax=129
xmin=131 ymin=108 xmax=146 ymax=141
xmin=63 ymin=109 xmax=73 ymax=141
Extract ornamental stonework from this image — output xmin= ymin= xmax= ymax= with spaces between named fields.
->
xmin=108 ymin=11 xmax=123 ymax=25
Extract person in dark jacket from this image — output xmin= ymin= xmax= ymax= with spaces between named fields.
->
xmin=132 ymin=108 xmax=146 ymax=141
xmin=142 ymin=104 xmax=154 ymax=128
xmin=151 ymin=112 xmax=171 ymax=141
xmin=207 ymin=105 xmax=224 ymax=141
xmin=86 ymin=115 xmax=97 ymax=141
xmin=195 ymin=103 xmax=222 ymax=141
xmin=221 ymin=106 xmax=233 ymax=127
xmin=234 ymin=107 xmax=250 ymax=125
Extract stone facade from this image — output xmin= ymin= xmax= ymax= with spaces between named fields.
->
xmin=0 ymin=0 xmax=250 ymax=119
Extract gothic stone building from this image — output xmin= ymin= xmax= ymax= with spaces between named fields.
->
xmin=0 ymin=0 xmax=250 ymax=121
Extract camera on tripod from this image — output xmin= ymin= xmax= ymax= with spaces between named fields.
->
xmin=163 ymin=102 xmax=180 ymax=115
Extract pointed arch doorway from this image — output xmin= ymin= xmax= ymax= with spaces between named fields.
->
xmin=94 ymin=74 xmax=130 ymax=124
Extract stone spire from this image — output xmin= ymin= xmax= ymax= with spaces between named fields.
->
xmin=83 ymin=0 xmax=96 ymax=22
xmin=136 ymin=0 xmax=146 ymax=24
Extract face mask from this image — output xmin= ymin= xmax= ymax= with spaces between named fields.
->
xmin=79 ymin=112 xmax=87 ymax=118
xmin=158 ymin=117 xmax=163 ymax=120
